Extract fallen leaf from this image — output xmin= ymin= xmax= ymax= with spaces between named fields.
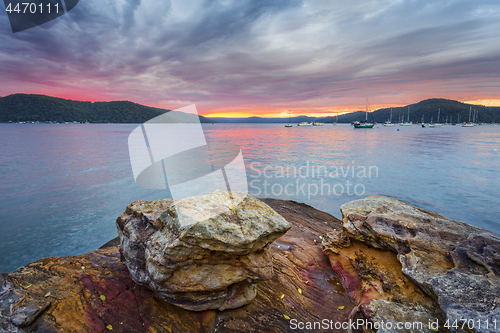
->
xmin=283 ymin=315 xmax=290 ymax=320
xmin=305 ymin=281 xmax=309 ymax=284
xmin=280 ymin=294 xmax=285 ymax=299
xmin=25 ymin=284 xmax=32 ymax=289
xmin=106 ymin=324 xmax=113 ymax=330
xmin=44 ymin=292 xmax=51 ymax=297
xmin=337 ymin=305 xmax=344 ymax=310
xmin=298 ymin=288 xmax=302 ymax=294
xmin=319 ymin=236 xmax=323 ymax=239
xmin=81 ymin=266 xmax=85 ymax=270
xmin=325 ymin=222 xmax=327 ymax=224
xmin=100 ymin=295 xmax=106 ymax=302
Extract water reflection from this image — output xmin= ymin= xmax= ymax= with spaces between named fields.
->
xmin=0 ymin=123 xmax=499 ymax=273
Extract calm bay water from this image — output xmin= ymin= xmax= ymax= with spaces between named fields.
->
xmin=0 ymin=123 xmax=499 ymax=273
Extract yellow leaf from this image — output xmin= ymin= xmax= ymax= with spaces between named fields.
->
xmin=305 ymin=281 xmax=309 ymax=284
xmin=319 ymin=236 xmax=323 ymax=239
xmin=283 ymin=315 xmax=290 ymax=320
xmin=25 ymin=284 xmax=32 ymax=289
xmin=100 ymin=295 xmax=106 ymax=302
xmin=337 ymin=305 xmax=344 ymax=310
xmin=81 ymin=266 xmax=85 ymax=270
xmin=325 ymin=222 xmax=327 ymax=224
xmin=298 ymin=288 xmax=302 ymax=294
xmin=44 ymin=292 xmax=51 ymax=297
xmin=106 ymin=324 xmax=113 ymax=330
xmin=280 ymin=294 xmax=285 ymax=299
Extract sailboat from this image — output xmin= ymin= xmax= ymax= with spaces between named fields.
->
xmin=285 ymin=110 xmax=293 ymax=127
xmin=353 ymin=98 xmax=374 ymax=128
xmin=400 ymin=106 xmax=412 ymax=126
xmin=428 ymin=108 xmax=442 ymax=127
xmin=297 ymin=121 xmax=312 ymax=126
xmin=383 ymin=108 xmax=395 ymax=126
xmin=462 ymin=106 xmax=474 ymax=127
xmin=421 ymin=115 xmax=428 ymax=127
xmin=333 ymin=111 xmax=339 ymax=125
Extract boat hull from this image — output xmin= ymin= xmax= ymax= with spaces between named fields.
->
xmin=354 ymin=123 xmax=374 ymax=128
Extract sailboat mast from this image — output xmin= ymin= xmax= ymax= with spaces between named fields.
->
xmin=407 ymin=106 xmax=410 ymax=122
xmin=469 ymin=106 xmax=472 ymax=122
xmin=365 ymin=98 xmax=368 ymax=122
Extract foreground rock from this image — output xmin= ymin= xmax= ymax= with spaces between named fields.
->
xmin=2 ymin=195 xmax=498 ymax=332
xmin=117 ymin=190 xmax=291 ymax=311
xmin=0 ymin=198 xmax=352 ymax=332
xmin=330 ymin=196 xmax=500 ymax=333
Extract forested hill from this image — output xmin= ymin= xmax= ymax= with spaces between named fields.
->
xmin=0 ymin=94 xmax=215 ymax=123
xmin=368 ymin=98 xmax=500 ymax=124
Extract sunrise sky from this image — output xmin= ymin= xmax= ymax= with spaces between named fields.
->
xmin=1 ymin=0 xmax=500 ymax=117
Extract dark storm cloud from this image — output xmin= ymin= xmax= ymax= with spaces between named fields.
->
xmin=1 ymin=0 xmax=499 ymax=111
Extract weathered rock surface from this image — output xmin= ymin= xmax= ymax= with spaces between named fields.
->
xmin=2 ymin=195 xmax=498 ymax=332
xmin=117 ymin=190 xmax=291 ymax=311
xmin=322 ymin=228 xmax=443 ymax=333
xmin=0 ymin=197 xmax=354 ymax=332
xmin=336 ymin=196 xmax=500 ymax=333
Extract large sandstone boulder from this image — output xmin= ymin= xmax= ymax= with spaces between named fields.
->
xmin=333 ymin=196 xmax=500 ymax=333
xmin=116 ymin=190 xmax=291 ymax=311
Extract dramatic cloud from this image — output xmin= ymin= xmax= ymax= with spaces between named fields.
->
xmin=1 ymin=0 xmax=500 ymax=115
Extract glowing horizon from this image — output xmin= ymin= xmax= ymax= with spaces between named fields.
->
xmin=203 ymin=99 xmax=500 ymax=118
